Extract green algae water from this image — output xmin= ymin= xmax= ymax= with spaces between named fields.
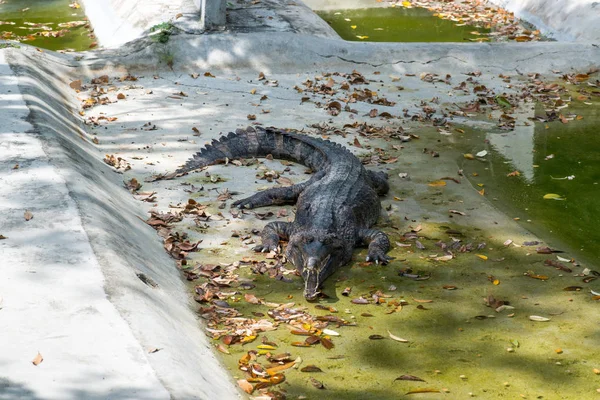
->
xmin=0 ymin=0 xmax=93 ymax=51
xmin=460 ymin=102 xmax=600 ymax=262
xmin=317 ymin=7 xmax=489 ymax=42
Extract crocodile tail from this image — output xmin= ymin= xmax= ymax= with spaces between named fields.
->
xmin=177 ymin=126 xmax=328 ymax=173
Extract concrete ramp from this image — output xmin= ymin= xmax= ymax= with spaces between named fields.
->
xmin=0 ymin=48 xmax=240 ymax=400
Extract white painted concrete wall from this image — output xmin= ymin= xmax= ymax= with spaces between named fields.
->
xmin=488 ymin=0 xmax=600 ymax=42
xmin=81 ymin=0 xmax=199 ymax=48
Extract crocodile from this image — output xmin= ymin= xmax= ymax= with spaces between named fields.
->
xmin=177 ymin=126 xmax=393 ymax=300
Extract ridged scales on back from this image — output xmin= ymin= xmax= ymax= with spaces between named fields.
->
xmin=178 ymin=126 xmax=393 ymax=300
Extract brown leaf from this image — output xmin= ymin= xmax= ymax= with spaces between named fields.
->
xmin=301 ymin=365 xmax=323 ymax=373
xmin=69 ymin=80 xmax=82 ymax=90
xmin=310 ymin=377 xmax=325 ymax=389
xmin=125 ymin=178 xmax=142 ymax=193
xmin=320 ymin=337 xmax=335 ymax=350
xmin=244 ymin=293 xmax=262 ymax=304
xmin=117 ymin=93 xmax=126 ymax=100
xmin=216 ymin=344 xmax=230 ymax=354
xmin=24 ymin=210 xmax=33 ymax=221
xmin=326 ymin=101 xmax=342 ymax=116
xmin=353 ymin=137 xmax=363 ymax=148
xmin=395 ymin=375 xmax=426 ymax=382
xmin=412 ymin=298 xmax=433 ymax=303
xmin=406 ymin=388 xmax=441 ymax=395
xmin=237 ymin=379 xmax=254 ymax=394
xmin=247 ymin=114 xmax=256 ymax=121
xmin=32 ymin=352 xmax=43 ymax=366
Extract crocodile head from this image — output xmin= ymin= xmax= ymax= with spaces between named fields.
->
xmin=285 ymin=231 xmax=350 ymax=301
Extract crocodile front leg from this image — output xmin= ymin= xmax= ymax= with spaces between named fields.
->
xmin=253 ymin=221 xmax=293 ymax=253
xmin=359 ymin=229 xmax=394 ymax=264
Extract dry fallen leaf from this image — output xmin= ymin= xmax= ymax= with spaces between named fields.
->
xmin=24 ymin=210 xmax=33 ymax=221
xmin=395 ymin=374 xmax=425 ymax=382
xmin=406 ymin=388 xmax=441 ymax=395
xmin=237 ymin=379 xmax=253 ymax=394
xmin=529 ymin=315 xmax=550 ymax=322
xmin=32 ymin=352 xmax=43 ymax=366
xmin=388 ymin=330 xmax=409 ymax=343
xmin=428 ymin=180 xmax=446 ymax=187
xmin=69 ymin=79 xmax=82 ymax=91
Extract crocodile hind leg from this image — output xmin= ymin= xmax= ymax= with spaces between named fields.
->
xmin=233 ymin=171 xmax=325 ymax=209
xmin=233 ymin=185 xmax=304 ymax=209
xmin=254 ymin=221 xmax=292 ymax=252
xmin=359 ymin=229 xmax=394 ymax=264
xmin=367 ymin=170 xmax=390 ymax=196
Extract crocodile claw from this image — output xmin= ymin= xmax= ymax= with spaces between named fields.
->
xmin=366 ymin=251 xmax=394 ymax=265
xmin=253 ymin=243 xmax=278 ymax=253
xmin=232 ymin=199 xmax=253 ymax=209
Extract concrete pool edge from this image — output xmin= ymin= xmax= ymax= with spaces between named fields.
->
xmin=1 ymin=46 xmax=242 ymax=400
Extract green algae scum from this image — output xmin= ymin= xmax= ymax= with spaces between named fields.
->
xmin=0 ymin=0 xmax=94 ymax=51
xmin=459 ymin=85 xmax=600 ymax=262
xmin=317 ymin=7 xmax=490 ymax=42
xmin=181 ymin=121 xmax=600 ymax=400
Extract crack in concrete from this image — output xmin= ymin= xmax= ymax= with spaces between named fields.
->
xmin=514 ymin=49 xmax=587 ymax=63
xmin=315 ymin=53 xmax=468 ymax=67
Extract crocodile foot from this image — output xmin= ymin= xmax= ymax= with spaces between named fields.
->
xmin=232 ymin=198 xmax=255 ymax=209
xmin=252 ymin=243 xmax=279 ymax=253
xmin=366 ymin=250 xmax=394 ymax=265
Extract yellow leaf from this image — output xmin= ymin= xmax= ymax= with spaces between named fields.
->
xmin=514 ymin=36 xmax=532 ymax=42
xmin=266 ymin=361 xmax=296 ymax=376
xmin=250 ymin=88 xmax=256 ymax=95
xmin=351 ymin=25 xmax=357 ymax=29
xmin=464 ymin=153 xmax=475 ymax=160
xmin=493 ymin=279 xmax=500 ymax=285
xmin=477 ymin=254 xmax=488 ymax=261
xmin=257 ymin=344 xmax=277 ymax=350
xmin=240 ymin=335 xmax=257 ymax=344
xmin=402 ymin=1 xmax=412 ymax=7
xmin=356 ymin=35 xmax=369 ymax=40
xmin=478 ymin=188 xmax=485 ymax=196
xmin=428 ymin=180 xmax=446 ymax=187
xmin=543 ymin=193 xmax=565 ymax=200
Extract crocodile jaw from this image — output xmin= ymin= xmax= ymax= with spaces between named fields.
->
xmin=302 ymin=255 xmax=333 ymax=301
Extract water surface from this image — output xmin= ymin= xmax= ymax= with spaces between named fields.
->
xmin=0 ymin=0 xmax=93 ymax=51
xmin=317 ymin=7 xmax=490 ymax=42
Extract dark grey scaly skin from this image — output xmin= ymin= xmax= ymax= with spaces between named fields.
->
xmin=177 ymin=127 xmax=393 ymax=300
